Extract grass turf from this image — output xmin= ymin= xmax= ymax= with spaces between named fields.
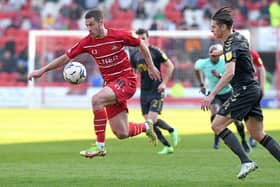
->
xmin=0 ymin=109 xmax=279 ymax=187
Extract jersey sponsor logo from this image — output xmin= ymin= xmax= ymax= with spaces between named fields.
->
xmin=136 ymin=64 xmax=148 ymax=71
xmin=225 ymin=51 xmax=232 ymax=61
xmin=99 ymin=55 xmax=119 ymax=66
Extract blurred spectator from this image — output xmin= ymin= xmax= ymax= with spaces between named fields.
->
xmin=16 ymin=60 xmax=27 ymax=82
xmin=18 ymin=47 xmax=28 ymax=64
xmin=1 ymin=49 xmax=17 ymax=73
xmin=59 ymin=0 xmax=83 ymax=21
xmin=237 ymin=0 xmax=248 ymax=20
xmin=232 ymin=7 xmax=247 ymax=29
xmin=150 ymin=19 xmax=160 ymax=30
xmin=7 ymin=13 xmax=23 ymax=29
xmin=135 ymin=1 xmax=147 ymax=18
xmin=259 ymin=0 xmax=270 ymax=23
xmin=54 ymin=14 xmax=68 ymax=30
xmin=269 ymin=0 xmax=280 ymax=26
xmin=42 ymin=13 xmax=55 ymax=29
xmin=4 ymin=38 xmax=15 ymax=54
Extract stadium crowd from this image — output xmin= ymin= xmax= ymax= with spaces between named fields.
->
xmin=0 ymin=0 xmax=279 ymax=86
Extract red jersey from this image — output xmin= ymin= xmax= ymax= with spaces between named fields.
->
xmin=66 ymin=28 xmax=141 ymax=83
xmin=250 ymin=50 xmax=263 ymax=68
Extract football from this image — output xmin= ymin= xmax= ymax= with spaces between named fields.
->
xmin=63 ymin=62 xmax=87 ymax=84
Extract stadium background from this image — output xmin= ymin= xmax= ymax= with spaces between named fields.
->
xmin=0 ymin=0 xmax=279 ymax=108
xmin=0 ymin=1 xmax=280 ymax=186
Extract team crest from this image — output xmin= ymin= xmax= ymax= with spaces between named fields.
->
xmin=225 ymin=51 xmax=232 ymax=61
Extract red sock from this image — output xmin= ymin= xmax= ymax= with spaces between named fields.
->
xmin=94 ymin=109 xmax=107 ymax=143
xmin=128 ymin=122 xmax=147 ymax=137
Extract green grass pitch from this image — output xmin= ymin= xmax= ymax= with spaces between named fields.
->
xmin=0 ymin=108 xmax=279 ymax=187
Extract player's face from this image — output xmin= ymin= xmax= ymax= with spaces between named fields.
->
xmin=211 ymin=20 xmax=223 ymax=39
xmin=85 ymin=17 xmax=103 ymax=38
xmin=138 ymin=33 xmax=149 ymax=46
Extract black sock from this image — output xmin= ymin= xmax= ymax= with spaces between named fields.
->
xmin=234 ymin=121 xmax=246 ymax=142
xmin=153 ymin=126 xmax=170 ymax=147
xmin=155 ymin=119 xmax=174 ymax=133
xmin=260 ymin=135 xmax=280 ymax=162
xmin=219 ymin=128 xmax=251 ymax=163
xmin=210 ymin=115 xmax=215 ymax=122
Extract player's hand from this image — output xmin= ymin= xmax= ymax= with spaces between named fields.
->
xmin=28 ymin=69 xmax=44 ymax=81
xmin=157 ymin=83 xmax=166 ymax=92
xmin=201 ymin=94 xmax=214 ymax=111
xmin=148 ymin=65 xmax=161 ymax=81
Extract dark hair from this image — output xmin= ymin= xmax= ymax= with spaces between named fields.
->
xmin=135 ymin=28 xmax=149 ymax=37
xmin=85 ymin=9 xmax=103 ymax=21
xmin=212 ymin=7 xmax=233 ymax=29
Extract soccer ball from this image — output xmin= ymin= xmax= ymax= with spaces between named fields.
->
xmin=63 ymin=62 xmax=87 ymax=84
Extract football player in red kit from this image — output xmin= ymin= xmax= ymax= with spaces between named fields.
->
xmin=28 ymin=9 xmax=161 ymax=158
xmin=248 ymin=49 xmax=266 ymax=147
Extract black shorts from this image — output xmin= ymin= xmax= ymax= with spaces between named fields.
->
xmin=140 ymin=90 xmax=164 ymax=115
xmin=211 ymin=91 xmax=232 ymax=105
xmin=217 ymin=83 xmax=263 ymax=121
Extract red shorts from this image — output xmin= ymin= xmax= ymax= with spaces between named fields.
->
xmin=105 ymin=76 xmax=137 ymax=119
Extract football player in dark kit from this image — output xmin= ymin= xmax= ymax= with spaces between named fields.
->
xmin=201 ymin=7 xmax=280 ymax=179
xmin=130 ymin=28 xmax=180 ymax=155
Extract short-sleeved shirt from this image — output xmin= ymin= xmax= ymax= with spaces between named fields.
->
xmin=130 ymin=45 xmax=167 ymax=91
xmin=250 ymin=49 xmax=263 ymax=68
xmin=66 ymin=28 xmax=141 ymax=83
xmin=223 ymin=32 xmax=256 ymax=89
xmin=194 ymin=57 xmax=232 ymax=95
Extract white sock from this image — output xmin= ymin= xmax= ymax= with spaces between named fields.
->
xmin=96 ymin=142 xmax=105 ymax=148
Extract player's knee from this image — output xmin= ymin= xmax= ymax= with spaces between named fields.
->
xmin=211 ymin=123 xmax=222 ymax=134
xmin=91 ymin=95 xmax=103 ymax=108
xmin=250 ymin=132 xmax=265 ymax=142
xmin=113 ymin=131 xmax=128 ymax=139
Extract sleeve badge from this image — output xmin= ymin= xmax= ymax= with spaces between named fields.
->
xmin=225 ymin=51 xmax=232 ymax=61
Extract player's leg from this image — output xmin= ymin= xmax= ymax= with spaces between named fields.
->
xmin=246 ymin=116 xmax=280 ymax=161
xmin=212 ymin=115 xmax=252 ymax=162
xmin=108 ymin=110 xmax=156 ymax=144
xmin=210 ymin=103 xmax=219 ymax=149
xmin=80 ymin=86 xmax=117 ymax=158
xmin=248 ymin=136 xmax=257 ymax=148
xmin=212 ymin=115 xmax=257 ymax=179
xmin=234 ymin=120 xmax=251 ymax=153
xmin=153 ymin=125 xmax=174 ymax=154
xmin=153 ymin=118 xmax=180 ymax=147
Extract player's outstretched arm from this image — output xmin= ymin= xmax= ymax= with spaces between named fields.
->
xmin=137 ymin=40 xmax=161 ymax=81
xmin=158 ymin=59 xmax=174 ymax=92
xmin=28 ymin=54 xmax=71 ymax=81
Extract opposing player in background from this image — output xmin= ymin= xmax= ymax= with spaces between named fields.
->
xmin=130 ymin=28 xmax=180 ymax=155
xmin=28 ymin=9 xmax=161 ymax=158
xmin=201 ymin=7 xmax=280 ymax=179
xmin=195 ymin=44 xmax=250 ymax=152
xmin=248 ymin=49 xmax=266 ymax=147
